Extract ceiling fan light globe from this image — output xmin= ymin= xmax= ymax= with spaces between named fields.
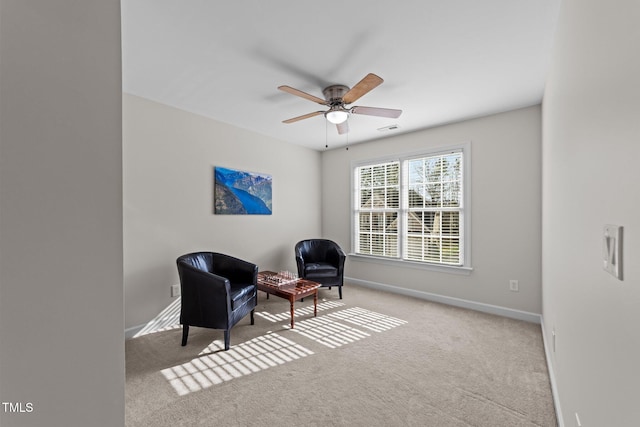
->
xmin=325 ymin=110 xmax=348 ymax=124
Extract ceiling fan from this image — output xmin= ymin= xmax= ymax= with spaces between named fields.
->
xmin=278 ymin=73 xmax=402 ymax=135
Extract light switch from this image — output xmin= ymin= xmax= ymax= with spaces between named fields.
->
xmin=603 ymin=225 xmax=623 ymax=280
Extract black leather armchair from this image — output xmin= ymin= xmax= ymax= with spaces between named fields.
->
xmin=176 ymin=252 xmax=258 ymax=350
xmin=295 ymin=239 xmax=346 ymax=299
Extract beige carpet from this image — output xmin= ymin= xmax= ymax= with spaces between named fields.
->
xmin=126 ymin=284 xmax=557 ymax=426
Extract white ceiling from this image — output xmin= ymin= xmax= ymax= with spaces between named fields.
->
xmin=122 ymin=0 xmax=560 ymax=150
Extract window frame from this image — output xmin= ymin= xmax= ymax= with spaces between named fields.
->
xmin=350 ymin=142 xmax=472 ymax=274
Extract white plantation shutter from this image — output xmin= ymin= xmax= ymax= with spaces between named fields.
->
xmin=355 ymin=161 xmax=400 ymax=258
xmin=404 ymin=152 xmax=463 ymax=265
xmin=354 ymin=148 xmax=466 ymax=267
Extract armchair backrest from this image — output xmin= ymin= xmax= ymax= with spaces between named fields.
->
xmin=210 ymin=253 xmax=257 ymax=285
xmin=177 ymin=252 xmax=258 ymax=282
xmin=295 ymin=239 xmax=345 ymax=266
xmin=177 ymin=252 xmax=215 ymax=273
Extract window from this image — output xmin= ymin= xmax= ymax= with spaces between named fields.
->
xmin=356 ymin=161 xmax=400 ymax=258
xmin=353 ymin=144 xmax=470 ymax=269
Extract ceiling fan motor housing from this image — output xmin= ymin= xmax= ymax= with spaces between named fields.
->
xmin=323 ymin=85 xmax=350 ymax=106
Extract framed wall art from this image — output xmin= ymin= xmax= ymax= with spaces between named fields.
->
xmin=214 ymin=166 xmax=272 ymax=215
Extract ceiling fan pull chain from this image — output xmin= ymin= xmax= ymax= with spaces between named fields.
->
xmin=325 ymin=118 xmax=328 ymax=149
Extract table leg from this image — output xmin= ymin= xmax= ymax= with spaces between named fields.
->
xmin=314 ymin=291 xmax=318 ymax=317
xmin=290 ymin=298 xmax=295 ymax=329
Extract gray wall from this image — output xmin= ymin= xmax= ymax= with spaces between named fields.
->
xmin=123 ymin=94 xmax=322 ymax=330
xmin=322 ymin=106 xmax=542 ymax=315
xmin=0 ymin=1 xmax=124 ymax=426
xmin=542 ymin=0 xmax=640 ymax=425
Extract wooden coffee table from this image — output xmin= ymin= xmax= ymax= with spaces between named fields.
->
xmin=257 ymin=271 xmax=321 ymax=329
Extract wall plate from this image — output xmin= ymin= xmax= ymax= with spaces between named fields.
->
xmin=603 ymin=225 xmax=623 ymax=280
xmin=171 ymin=284 xmax=181 ymax=297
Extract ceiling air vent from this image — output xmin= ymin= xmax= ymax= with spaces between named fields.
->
xmin=377 ymin=124 xmax=400 ymax=132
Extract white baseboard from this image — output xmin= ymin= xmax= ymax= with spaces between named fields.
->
xmin=540 ymin=318 xmax=564 ymax=427
xmin=345 ymin=276 xmax=542 ymax=324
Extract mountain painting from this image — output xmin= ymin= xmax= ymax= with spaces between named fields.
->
xmin=214 ymin=167 xmax=272 ymax=215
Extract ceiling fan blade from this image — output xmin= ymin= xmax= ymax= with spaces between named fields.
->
xmin=351 ymin=106 xmax=402 ymax=119
xmin=278 ymin=85 xmax=327 ymax=105
xmin=342 ymin=73 xmax=384 ymax=104
xmin=336 ymin=121 xmax=349 ymax=135
xmin=282 ymin=110 xmax=325 ymax=124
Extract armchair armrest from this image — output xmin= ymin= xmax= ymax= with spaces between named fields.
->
xmin=177 ymin=261 xmax=232 ymax=327
xmin=295 ymin=254 xmax=305 ymax=277
xmin=327 ymin=245 xmax=347 ymax=268
xmin=178 ymin=262 xmax=230 ymax=296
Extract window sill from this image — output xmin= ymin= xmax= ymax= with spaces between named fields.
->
xmin=348 ymin=253 xmax=473 ymax=275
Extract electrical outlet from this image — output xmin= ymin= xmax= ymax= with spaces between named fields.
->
xmin=603 ymin=225 xmax=623 ymax=280
xmin=171 ymin=284 xmax=180 ymax=297
xmin=509 ymin=279 xmax=519 ymax=292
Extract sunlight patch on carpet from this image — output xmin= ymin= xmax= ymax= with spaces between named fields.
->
xmin=288 ymin=316 xmax=371 ymax=348
xmin=158 ymin=304 xmax=407 ymax=395
xmin=255 ymin=300 xmax=345 ymax=323
xmin=161 ymin=333 xmax=313 ymax=396
xmin=327 ymin=307 xmax=408 ymax=332
xmin=288 ymin=307 xmax=407 ymax=348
